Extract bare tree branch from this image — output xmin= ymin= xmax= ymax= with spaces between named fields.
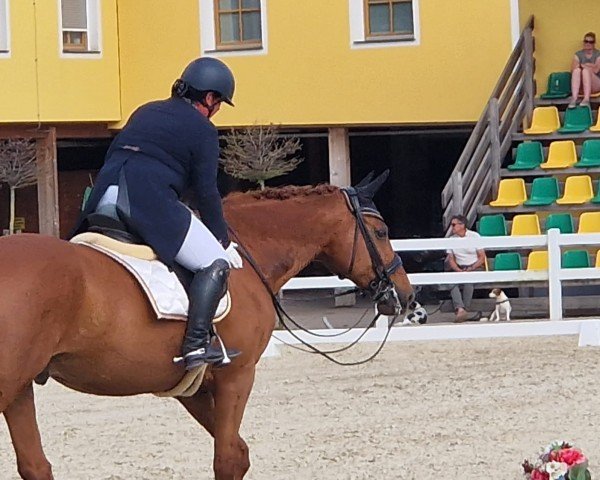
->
xmin=0 ymin=139 xmax=37 ymax=189
xmin=219 ymin=125 xmax=303 ymax=189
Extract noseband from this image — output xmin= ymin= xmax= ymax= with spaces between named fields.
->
xmin=340 ymin=187 xmax=403 ymax=303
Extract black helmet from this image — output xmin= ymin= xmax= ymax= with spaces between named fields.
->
xmin=178 ymin=57 xmax=235 ymax=106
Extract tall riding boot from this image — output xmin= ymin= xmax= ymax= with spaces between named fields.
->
xmin=179 ymin=258 xmax=240 ymax=370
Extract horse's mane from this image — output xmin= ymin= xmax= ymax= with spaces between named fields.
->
xmin=224 ymin=184 xmax=339 ymax=203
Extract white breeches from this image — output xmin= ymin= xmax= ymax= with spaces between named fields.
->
xmin=96 ymin=186 xmax=227 ymax=273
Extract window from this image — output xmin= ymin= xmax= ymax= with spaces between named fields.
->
xmin=365 ymin=0 xmax=414 ymax=40
xmin=0 ymin=0 xmax=9 ymax=55
xmin=60 ymin=0 xmax=101 ymax=54
xmin=349 ymin=0 xmax=419 ymax=49
xmin=214 ymin=0 xmax=262 ymax=49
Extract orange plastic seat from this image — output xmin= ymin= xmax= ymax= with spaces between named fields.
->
xmin=556 ymin=175 xmax=594 ymax=204
xmin=527 ymin=251 xmax=548 ymax=271
xmin=578 ymin=212 xmax=600 ymax=233
xmin=524 ymin=107 xmax=560 ymax=135
xmin=540 ymin=140 xmax=577 ymax=169
xmin=489 ymin=178 xmax=527 ymax=207
xmin=510 ymin=214 xmax=541 ymax=236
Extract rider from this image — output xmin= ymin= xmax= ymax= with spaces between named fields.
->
xmin=71 ymin=57 xmax=243 ymax=370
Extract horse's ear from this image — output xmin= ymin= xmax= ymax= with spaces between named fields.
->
xmin=354 ymin=171 xmax=375 ymax=189
xmin=360 ymin=169 xmax=390 ymax=198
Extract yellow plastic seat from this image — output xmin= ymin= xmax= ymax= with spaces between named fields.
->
xmin=524 ymin=106 xmax=560 ymax=135
xmin=590 ymin=107 xmax=600 ymax=132
xmin=489 ymin=178 xmax=527 ymax=207
xmin=527 ymin=251 xmax=549 ymax=271
xmin=556 ymin=175 xmax=594 ymax=205
xmin=540 ymin=140 xmax=577 ymax=169
xmin=596 ymin=251 xmax=600 ymax=268
xmin=578 ymin=211 xmax=600 ymax=233
xmin=510 ymin=214 xmax=541 ymax=235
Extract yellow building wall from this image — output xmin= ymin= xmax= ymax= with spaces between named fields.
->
xmin=0 ymin=0 xmax=120 ymax=124
xmin=116 ymin=0 xmax=515 ymax=128
xmin=519 ymin=0 xmax=600 ymax=97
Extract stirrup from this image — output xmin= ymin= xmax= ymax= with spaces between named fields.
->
xmin=173 ymin=344 xmax=240 ymax=371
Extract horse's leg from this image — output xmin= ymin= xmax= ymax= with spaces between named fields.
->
xmin=177 ymin=385 xmax=250 ymax=478
xmin=211 ymin=366 xmax=256 ymax=480
xmin=3 ymin=384 xmax=54 ymax=480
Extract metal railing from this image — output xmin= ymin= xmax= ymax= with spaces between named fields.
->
xmin=440 ymin=16 xmax=535 ymax=234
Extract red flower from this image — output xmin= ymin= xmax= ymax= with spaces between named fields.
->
xmin=530 ymin=469 xmax=549 ymax=480
xmin=557 ymin=448 xmax=586 ymax=466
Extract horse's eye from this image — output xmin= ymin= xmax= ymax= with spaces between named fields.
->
xmin=375 ymin=228 xmax=388 ymax=239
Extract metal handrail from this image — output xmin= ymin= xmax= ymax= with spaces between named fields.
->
xmin=441 ymin=16 xmax=535 ymax=234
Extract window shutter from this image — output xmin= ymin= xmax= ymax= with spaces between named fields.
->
xmin=62 ymin=0 xmax=87 ymax=29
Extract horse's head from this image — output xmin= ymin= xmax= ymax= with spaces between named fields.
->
xmin=317 ymin=170 xmax=414 ymax=316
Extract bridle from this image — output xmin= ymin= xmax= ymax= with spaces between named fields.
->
xmin=340 ymin=187 xmax=403 ymax=306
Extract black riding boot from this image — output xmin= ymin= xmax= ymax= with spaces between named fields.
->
xmin=179 ymin=258 xmax=240 ymax=370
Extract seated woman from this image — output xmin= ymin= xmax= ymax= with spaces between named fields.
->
xmin=569 ymin=32 xmax=600 ymax=108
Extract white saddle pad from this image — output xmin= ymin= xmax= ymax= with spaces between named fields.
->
xmin=72 ymin=240 xmax=229 ymax=321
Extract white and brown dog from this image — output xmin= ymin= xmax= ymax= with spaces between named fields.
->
xmin=487 ymin=288 xmax=511 ymax=322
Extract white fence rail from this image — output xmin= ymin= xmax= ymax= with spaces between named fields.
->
xmin=282 ymin=229 xmax=600 ymax=321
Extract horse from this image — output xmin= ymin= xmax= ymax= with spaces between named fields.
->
xmin=0 ymin=172 xmax=414 ymax=480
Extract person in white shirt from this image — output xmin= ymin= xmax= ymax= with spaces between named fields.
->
xmin=446 ymin=215 xmax=486 ymax=322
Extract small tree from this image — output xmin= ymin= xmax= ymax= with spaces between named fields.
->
xmin=220 ymin=124 xmax=303 ymax=189
xmin=0 ymin=139 xmax=37 ymax=234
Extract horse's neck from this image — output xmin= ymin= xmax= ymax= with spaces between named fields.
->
xmin=228 ymin=197 xmax=336 ymax=293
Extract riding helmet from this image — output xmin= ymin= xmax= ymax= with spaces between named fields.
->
xmin=178 ymin=57 xmax=235 ymax=106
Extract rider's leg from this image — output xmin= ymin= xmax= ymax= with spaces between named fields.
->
xmin=175 ymin=215 xmax=240 ymax=369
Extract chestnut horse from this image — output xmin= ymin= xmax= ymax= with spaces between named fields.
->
xmin=0 ymin=175 xmax=413 ymax=480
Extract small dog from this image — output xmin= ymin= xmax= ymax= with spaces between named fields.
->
xmin=487 ymin=288 xmax=511 ymax=322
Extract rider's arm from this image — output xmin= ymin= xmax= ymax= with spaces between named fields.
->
xmin=189 ymin=124 xmax=230 ymax=248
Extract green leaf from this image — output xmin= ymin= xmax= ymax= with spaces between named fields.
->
xmin=568 ymin=465 xmax=591 ymax=480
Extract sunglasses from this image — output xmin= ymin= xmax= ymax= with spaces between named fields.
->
xmin=584 ymin=39 xmax=595 ymax=44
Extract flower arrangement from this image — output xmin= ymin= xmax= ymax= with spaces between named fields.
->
xmin=522 ymin=441 xmax=591 ymax=480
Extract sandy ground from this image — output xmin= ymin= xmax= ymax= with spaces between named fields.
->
xmin=1 ymin=336 xmax=600 ymax=479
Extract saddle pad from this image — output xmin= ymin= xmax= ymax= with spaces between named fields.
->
xmin=71 ymin=234 xmax=231 ymax=322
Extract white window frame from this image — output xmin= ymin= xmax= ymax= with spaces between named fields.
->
xmin=0 ymin=0 xmax=10 ymax=58
xmin=199 ymin=0 xmax=268 ymax=57
xmin=349 ymin=0 xmax=420 ymax=49
xmin=58 ymin=0 xmax=102 ymax=58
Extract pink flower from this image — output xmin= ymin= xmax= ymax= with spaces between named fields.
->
xmin=530 ymin=469 xmax=550 ymax=480
xmin=556 ymin=448 xmax=586 ymax=466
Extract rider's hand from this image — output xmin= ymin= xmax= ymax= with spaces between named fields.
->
xmin=225 ymin=242 xmax=243 ymax=269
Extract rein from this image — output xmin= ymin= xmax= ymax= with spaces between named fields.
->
xmin=226 ymin=191 xmax=402 ymax=366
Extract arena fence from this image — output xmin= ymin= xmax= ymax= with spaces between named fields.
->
xmin=264 ymin=229 xmax=600 ymax=357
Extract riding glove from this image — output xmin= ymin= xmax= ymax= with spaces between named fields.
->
xmin=225 ymin=242 xmax=243 ymax=269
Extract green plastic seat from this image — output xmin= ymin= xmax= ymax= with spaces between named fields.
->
xmin=558 ymin=105 xmax=593 ymax=134
xmin=575 ymin=139 xmax=600 ymax=168
xmin=478 ymin=214 xmax=507 ymax=236
xmin=591 ymin=180 xmax=600 ymax=203
xmin=81 ymin=186 xmax=92 ymax=211
xmin=545 ymin=213 xmax=574 ymax=234
xmin=493 ymin=252 xmax=523 ymax=271
xmin=540 ymin=72 xmax=571 ymax=99
xmin=507 ymin=142 xmax=544 ymax=171
xmin=562 ymin=250 xmax=590 ymax=268
xmin=523 ymin=177 xmax=559 ymax=206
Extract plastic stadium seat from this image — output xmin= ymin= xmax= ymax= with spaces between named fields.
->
xmin=493 ymin=252 xmax=523 ymax=271
xmin=577 ymin=211 xmax=600 ymax=233
xmin=511 ymin=214 xmax=541 ymax=236
xmin=489 ymin=178 xmax=527 ymax=207
xmin=556 ymin=175 xmax=594 ymax=204
xmin=575 ymin=139 xmax=600 ymax=168
xmin=507 ymin=142 xmax=544 ymax=171
xmin=527 ymin=251 xmax=549 ymax=271
xmin=523 ymin=177 xmax=559 ymax=206
xmin=478 ymin=214 xmax=507 ymax=236
xmin=596 ymin=251 xmax=600 ymax=268
xmin=545 ymin=213 xmax=574 ymax=234
xmin=540 ymin=72 xmax=571 ymax=99
xmin=524 ymin=107 xmax=560 ymax=135
xmin=558 ymin=105 xmax=593 ymax=134
xmin=590 ymin=107 xmax=600 ymax=132
xmin=591 ymin=181 xmax=600 ymax=204
xmin=562 ymin=250 xmax=590 ymax=268
xmin=540 ymin=140 xmax=577 ymax=169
